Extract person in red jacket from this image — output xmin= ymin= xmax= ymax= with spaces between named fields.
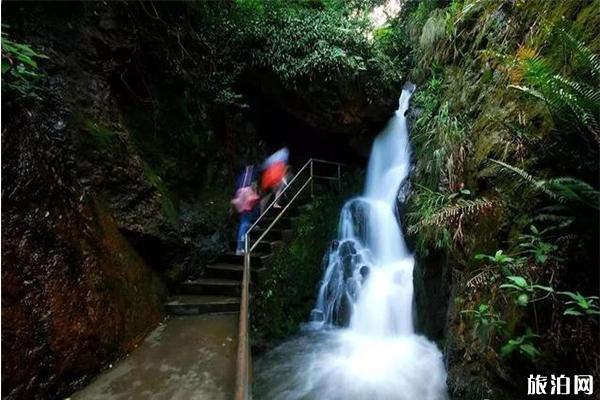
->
xmin=260 ymin=147 xmax=289 ymax=210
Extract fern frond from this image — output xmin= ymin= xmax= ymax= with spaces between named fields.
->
xmin=558 ymin=28 xmax=600 ymax=78
xmin=490 ymin=159 xmax=600 ymax=209
xmin=508 ymin=84 xmax=545 ymax=101
xmin=489 ymin=159 xmax=556 ymax=198
xmin=408 ymin=197 xmax=493 ymax=234
xmin=545 ymin=177 xmax=600 ymax=210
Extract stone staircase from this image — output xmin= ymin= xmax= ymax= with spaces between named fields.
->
xmin=164 ymin=210 xmax=299 ymax=316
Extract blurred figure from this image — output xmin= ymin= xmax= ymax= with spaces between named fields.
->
xmin=231 ymin=165 xmax=260 ymax=255
xmin=260 ymin=147 xmax=289 ymax=210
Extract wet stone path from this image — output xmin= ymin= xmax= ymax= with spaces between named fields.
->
xmin=71 ymin=313 xmax=238 ymax=400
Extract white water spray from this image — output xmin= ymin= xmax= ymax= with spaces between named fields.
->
xmin=254 ymin=85 xmax=448 ymax=400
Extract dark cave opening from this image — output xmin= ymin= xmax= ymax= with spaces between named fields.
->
xmin=246 ymin=93 xmax=373 ymax=169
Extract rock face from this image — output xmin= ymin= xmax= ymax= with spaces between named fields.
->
xmin=251 ymin=70 xmax=399 ymax=139
xmin=412 ymin=251 xmax=450 ymax=342
xmin=1 ymin=81 xmax=165 ymax=399
xmin=1 ymin=3 xmax=232 ymax=399
xmin=412 ymin=256 xmax=513 ymax=400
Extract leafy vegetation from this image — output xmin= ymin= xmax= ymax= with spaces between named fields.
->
xmin=500 ymin=329 xmax=540 ymax=360
xmin=406 ymin=184 xmax=492 ymax=254
xmin=232 ymin=0 xmax=405 ymax=99
xmin=516 ymin=225 xmax=558 ymax=265
xmin=558 ymin=291 xmax=600 ymax=317
xmin=401 ymin=0 xmax=599 ymax=393
xmin=1 ymin=25 xmax=46 ymax=97
xmin=500 ymin=275 xmax=553 ymax=307
xmin=460 ymin=303 xmax=505 ymax=342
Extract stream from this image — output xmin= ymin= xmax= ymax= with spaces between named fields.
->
xmin=254 ymin=85 xmax=448 ymax=400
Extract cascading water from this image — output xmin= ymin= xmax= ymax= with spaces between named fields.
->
xmin=254 ymin=85 xmax=448 ymax=400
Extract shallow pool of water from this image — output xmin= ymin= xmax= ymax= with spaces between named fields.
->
xmin=253 ymin=329 xmax=447 ymax=400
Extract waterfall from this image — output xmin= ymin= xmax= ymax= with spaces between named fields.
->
xmin=254 ymin=85 xmax=448 ymax=400
xmin=309 ymin=84 xmax=415 ymax=335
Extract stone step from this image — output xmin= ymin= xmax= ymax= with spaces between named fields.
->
xmin=179 ymin=278 xmax=241 ymax=296
xmin=217 ymin=252 xmax=270 ymax=267
xmin=254 ymin=240 xmax=283 ymax=253
xmin=268 ymin=192 xmax=312 ymax=208
xmin=206 ymin=263 xmax=266 ymax=280
xmin=257 ymin=215 xmax=297 ymax=229
xmin=249 ymin=228 xmax=292 ymax=242
xmin=165 ymin=295 xmax=240 ymax=315
xmin=230 ymin=240 xmax=283 ymax=254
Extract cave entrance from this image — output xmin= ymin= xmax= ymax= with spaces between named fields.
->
xmin=247 ymin=94 xmax=368 ymax=169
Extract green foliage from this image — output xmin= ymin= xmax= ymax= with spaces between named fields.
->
xmin=558 ymin=291 xmax=600 ymax=317
xmin=517 ymin=225 xmax=558 ymax=265
xmin=490 ymin=159 xmax=600 ymax=210
xmin=501 ymin=328 xmax=540 ymax=360
xmin=500 ymin=275 xmax=553 ymax=307
xmin=412 ymin=101 xmax=468 ymax=189
xmin=508 ymin=30 xmax=599 ymax=142
xmin=252 ymin=195 xmax=338 ymax=342
xmin=418 ymin=8 xmax=449 ymax=55
xmin=403 ymin=0 xmax=599 ymax=382
xmin=1 ymin=26 xmax=47 ymax=97
xmin=474 ymin=250 xmax=514 ymax=265
xmin=81 ymin=119 xmax=119 ymax=150
xmin=411 ymin=72 xmax=443 ymax=131
xmin=405 ymin=0 xmax=440 ymax=39
xmin=461 ymin=303 xmax=505 ymax=342
xmin=232 ymin=0 xmax=404 ymax=98
xmin=407 ymin=185 xmax=492 ymax=254
xmin=474 ymin=249 xmax=518 ymax=276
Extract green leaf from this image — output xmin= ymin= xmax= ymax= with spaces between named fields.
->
xmin=530 ymin=225 xmax=539 ymax=234
xmin=519 ymin=344 xmax=540 ymax=358
xmin=558 ymin=291 xmax=581 ymax=302
xmin=16 ymin=53 xmax=37 ymax=68
xmin=500 ymin=341 xmax=517 ymax=357
xmin=564 ymin=308 xmax=583 ymax=316
xmin=507 ymin=276 xmax=528 ymax=288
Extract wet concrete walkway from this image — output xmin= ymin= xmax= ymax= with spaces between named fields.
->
xmin=71 ymin=313 xmax=239 ymax=400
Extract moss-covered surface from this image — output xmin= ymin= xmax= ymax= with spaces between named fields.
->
xmin=401 ymin=0 xmax=599 ymax=398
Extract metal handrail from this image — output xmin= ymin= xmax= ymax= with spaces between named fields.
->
xmin=245 ymin=159 xmax=313 ymax=247
xmin=234 ymin=158 xmax=346 ymax=400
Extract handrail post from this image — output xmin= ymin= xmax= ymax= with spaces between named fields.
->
xmin=235 ymin=233 xmax=251 ymax=400
xmin=310 ymin=159 xmax=314 ymax=197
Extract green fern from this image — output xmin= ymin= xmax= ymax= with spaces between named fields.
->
xmin=408 ymin=197 xmax=492 ymax=234
xmin=509 ymin=30 xmax=600 ymax=142
xmin=557 ymin=28 xmax=600 ymax=79
xmin=490 ymin=159 xmax=599 ymax=210
xmin=407 ymin=185 xmax=493 ymax=252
